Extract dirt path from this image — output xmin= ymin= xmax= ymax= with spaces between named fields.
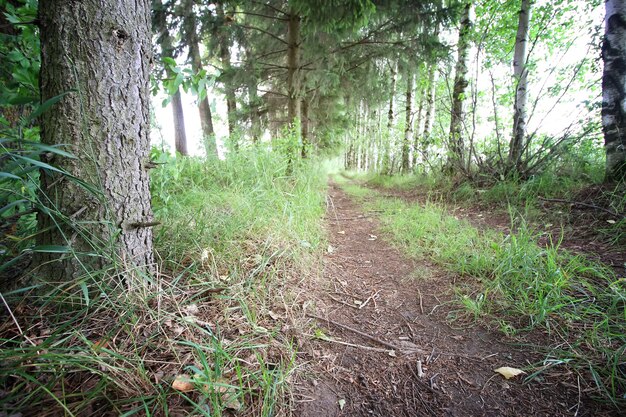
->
xmin=295 ymin=183 xmax=613 ymax=417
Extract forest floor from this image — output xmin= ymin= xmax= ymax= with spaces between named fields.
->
xmin=295 ymin=181 xmax=617 ymax=417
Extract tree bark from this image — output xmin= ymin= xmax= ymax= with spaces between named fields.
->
xmin=382 ymin=62 xmax=397 ymax=174
xmin=402 ymin=72 xmax=413 ymax=172
xmin=153 ymin=0 xmax=187 ymax=156
xmin=422 ymin=61 xmax=437 ymax=144
xmin=37 ymin=0 xmax=155 ymax=279
xmin=508 ymin=0 xmax=531 ymax=174
xmin=602 ymin=0 xmax=626 ymax=181
xmin=448 ymin=1 xmax=472 ymax=171
xmin=217 ymin=3 xmax=237 ymax=146
xmin=183 ymin=0 xmax=217 ymax=156
xmin=171 ymin=89 xmax=188 ymax=155
xmin=287 ymin=11 xmax=301 ymax=129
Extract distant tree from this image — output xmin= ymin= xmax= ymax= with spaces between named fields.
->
xmin=153 ymin=0 xmax=188 ymax=155
xmin=447 ymin=1 xmax=472 ymax=172
xmin=508 ymin=0 xmax=531 ymax=175
xmin=37 ymin=0 xmax=155 ymax=279
xmin=602 ymin=0 xmax=626 ymax=181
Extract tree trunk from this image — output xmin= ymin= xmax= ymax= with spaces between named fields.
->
xmin=217 ymin=3 xmax=237 ymax=146
xmin=37 ymin=0 xmax=155 ymax=279
xmin=602 ymin=0 xmax=626 ymax=181
xmin=171 ymin=89 xmax=188 ymax=155
xmin=383 ymin=62 xmax=397 ymax=174
xmin=402 ymin=72 xmax=413 ymax=172
xmin=301 ymin=97 xmax=309 ymax=157
xmin=422 ymin=61 xmax=437 ymax=144
xmin=287 ymin=11 xmax=301 ymax=129
xmin=448 ymin=1 xmax=472 ymax=171
xmin=413 ymin=81 xmax=425 ymax=167
xmin=508 ymin=0 xmax=531 ymax=174
xmin=183 ymin=1 xmax=217 ymax=156
xmin=153 ymin=0 xmax=187 ymax=156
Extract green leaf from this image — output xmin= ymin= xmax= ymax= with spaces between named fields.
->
xmin=0 ymin=172 xmax=23 ymax=181
xmin=0 ymin=200 xmax=28 ymax=216
xmin=79 ymin=281 xmax=90 ymax=306
xmin=27 ymin=90 xmax=76 ymax=123
xmin=31 ymin=245 xmax=71 ymax=253
xmin=13 ymin=154 xmax=68 ymax=175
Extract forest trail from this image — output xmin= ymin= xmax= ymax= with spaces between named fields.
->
xmin=295 ymin=182 xmax=608 ymax=417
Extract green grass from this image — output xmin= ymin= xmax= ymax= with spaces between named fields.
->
xmin=0 ymin=147 xmax=328 ymax=416
xmin=340 ymin=179 xmax=626 ymax=406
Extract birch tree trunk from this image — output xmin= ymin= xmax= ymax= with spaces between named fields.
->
xmin=602 ymin=0 xmax=626 ymax=181
xmin=402 ymin=72 xmax=413 ymax=172
xmin=422 ymin=61 xmax=437 ymax=144
xmin=448 ymin=1 xmax=472 ymax=171
xmin=508 ymin=0 xmax=531 ymax=174
xmin=37 ymin=0 xmax=155 ymax=279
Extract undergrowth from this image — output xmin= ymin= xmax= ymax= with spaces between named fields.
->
xmin=0 ymin=148 xmax=327 ymax=416
xmin=337 ymin=176 xmax=626 ymax=406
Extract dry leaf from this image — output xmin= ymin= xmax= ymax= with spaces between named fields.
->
xmin=337 ymin=230 xmax=345 ymax=234
xmin=494 ymin=366 xmax=525 ymax=379
xmin=607 ymin=219 xmax=616 ymax=224
xmin=172 ymin=374 xmax=194 ymax=392
xmin=338 ymin=399 xmax=346 ymax=410
xmin=327 ymin=245 xmax=335 ymax=253
xmin=388 ymin=350 xmax=397 ymax=357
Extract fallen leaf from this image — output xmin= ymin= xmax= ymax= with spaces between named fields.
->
xmin=327 ymin=245 xmax=335 ymax=253
xmin=388 ymin=350 xmax=397 ymax=357
xmin=368 ymin=234 xmax=377 ymax=240
xmin=494 ymin=366 xmax=525 ymax=379
xmin=337 ymin=230 xmax=345 ymax=234
xmin=338 ymin=399 xmax=346 ymax=410
xmin=172 ymin=374 xmax=194 ymax=392
xmin=607 ymin=219 xmax=616 ymax=224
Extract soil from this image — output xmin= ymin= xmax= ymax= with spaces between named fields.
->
xmin=295 ymin=183 xmax=618 ymax=417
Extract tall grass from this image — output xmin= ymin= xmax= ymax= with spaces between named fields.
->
xmin=0 ymin=147 xmax=327 ymax=416
xmin=339 ymin=179 xmax=626 ymax=405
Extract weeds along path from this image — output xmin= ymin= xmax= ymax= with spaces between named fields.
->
xmin=296 ymin=182 xmax=609 ymax=417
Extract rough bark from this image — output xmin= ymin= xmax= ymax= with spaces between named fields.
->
xmin=448 ymin=1 xmax=472 ymax=170
xmin=602 ymin=0 xmax=626 ymax=181
xmin=402 ymin=72 xmax=413 ymax=172
xmin=37 ymin=0 xmax=155 ymax=279
xmin=183 ymin=0 xmax=217 ymax=156
xmin=287 ymin=12 xmax=301 ymax=129
xmin=508 ymin=0 xmax=531 ymax=174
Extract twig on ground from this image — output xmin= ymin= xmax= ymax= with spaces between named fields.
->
xmin=327 ymin=294 xmax=360 ymax=309
xmin=359 ymin=289 xmax=381 ymax=310
xmin=538 ymin=196 xmax=623 ymax=218
xmin=307 ymin=313 xmax=426 ymax=353
xmin=417 ymin=288 xmax=424 ymax=314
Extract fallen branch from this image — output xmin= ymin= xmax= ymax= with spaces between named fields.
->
xmin=537 ymin=196 xmax=623 ymax=218
xmin=307 ymin=313 xmax=426 ymax=354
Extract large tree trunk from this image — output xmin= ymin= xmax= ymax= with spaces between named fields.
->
xmin=287 ymin=11 xmax=301 ymax=129
xmin=602 ymin=0 xmax=626 ymax=181
xmin=508 ymin=0 xmax=531 ymax=174
xmin=37 ymin=0 xmax=155 ymax=279
xmin=448 ymin=1 xmax=472 ymax=171
xmin=402 ymin=72 xmax=413 ymax=172
xmin=183 ymin=1 xmax=217 ymax=156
